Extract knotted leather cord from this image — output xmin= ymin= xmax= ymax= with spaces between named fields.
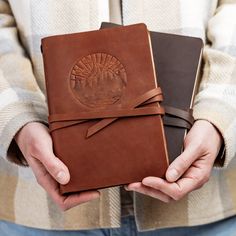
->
xmin=49 ymin=87 xmax=164 ymax=134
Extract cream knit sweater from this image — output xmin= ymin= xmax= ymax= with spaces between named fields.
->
xmin=0 ymin=0 xmax=236 ymax=231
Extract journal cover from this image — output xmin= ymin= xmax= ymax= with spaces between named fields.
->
xmin=101 ymin=22 xmax=203 ymax=163
xmin=41 ymin=23 xmax=168 ymax=194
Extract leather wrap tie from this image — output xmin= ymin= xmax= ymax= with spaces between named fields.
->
xmin=48 ymin=87 xmax=194 ymax=137
xmin=49 ymin=87 xmax=164 ymax=136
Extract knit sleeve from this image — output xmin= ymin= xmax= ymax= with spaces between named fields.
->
xmin=0 ymin=0 xmax=48 ymax=165
xmin=193 ymin=1 xmax=236 ymax=167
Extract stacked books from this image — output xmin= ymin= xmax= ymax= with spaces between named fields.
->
xmin=100 ymin=23 xmax=203 ymax=163
xmin=41 ymin=23 xmax=203 ymax=194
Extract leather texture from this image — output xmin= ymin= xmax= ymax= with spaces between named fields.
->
xmin=41 ymin=23 xmax=168 ymax=194
xmin=101 ymin=23 xmax=203 ymax=163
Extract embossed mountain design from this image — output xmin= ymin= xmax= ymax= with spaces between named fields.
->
xmin=41 ymin=23 xmax=168 ymax=194
xmin=70 ymin=53 xmax=127 ymax=108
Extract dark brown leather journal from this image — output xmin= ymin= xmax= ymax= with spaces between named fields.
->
xmin=41 ymin=23 xmax=168 ymax=194
xmin=101 ymin=22 xmax=203 ymax=163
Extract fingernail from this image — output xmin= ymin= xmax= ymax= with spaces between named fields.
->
xmin=168 ymin=169 xmax=178 ymax=181
xmin=57 ymin=171 xmax=67 ymax=184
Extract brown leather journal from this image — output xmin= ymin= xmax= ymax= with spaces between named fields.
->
xmin=101 ymin=23 xmax=203 ymax=163
xmin=41 ymin=23 xmax=168 ymax=194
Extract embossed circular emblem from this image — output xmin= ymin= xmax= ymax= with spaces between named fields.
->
xmin=70 ymin=53 xmax=127 ymax=108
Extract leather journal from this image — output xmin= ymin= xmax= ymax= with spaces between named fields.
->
xmin=41 ymin=23 xmax=168 ymax=194
xmin=101 ymin=23 xmax=203 ymax=163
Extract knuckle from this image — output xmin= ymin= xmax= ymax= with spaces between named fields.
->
xmin=200 ymin=173 xmax=210 ymax=185
xmin=178 ymin=158 xmax=189 ymax=169
xmin=206 ymin=175 xmax=210 ymax=182
xmin=57 ymin=199 xmax=70 ymax=211
xmin=192 ymin=173 xmax=202 ymax=182
xmin=45 ymin=161 xmax=58 ymax=173
xmin=173 ymin=189 xmax=184 ymax=201
xmin=43 ymin=159 xmax=62 ymax=178
xmin=164 ymin=197 xmax=172 ymax=203
xmin=56 ymin=200 xmax=66 ymax=211
xmin=198 ymin=170 xmax=209 ymax=182
xmin=191 ymin=169 xmax=206 ymax=183
xmin=194 ymin=184 xmax=203 ymax=190
xmin=59 ymin=204 xmax=68 ymax=211
xmin=173 ymin=195 xmax=182 ymax=201
xmin=197 ymin=183 xmax=205 ymax=189
xmin=192 ymin=174 xmax=210 ymax=191
xmin=197 ymin=178 xmax=205 ymax=187
xmin=30 ymin=140 xmax=43 ymax=157
xmin=192 ymin=139 xmax=206 ymax=152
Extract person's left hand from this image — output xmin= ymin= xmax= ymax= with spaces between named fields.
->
xmin=125 ymin=120 xmax=223 ymax=203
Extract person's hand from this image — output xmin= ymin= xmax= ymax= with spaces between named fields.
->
xmin=14 ymin=122 xmax=100 ymax=210
xmin=125 ymin=120 xmax=223 ymax=203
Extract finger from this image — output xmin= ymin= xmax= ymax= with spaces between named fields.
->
xmin=47 ymin=180 xmax=100 ymax=211
xmin=29 ymin=157 xmax=100 ymax=210
xmin=41 ymin=172 xmax=100 ymax=210
xmin=33 ymin=151 xmax=70 ymax=185
xmin=60 ymin=191 xmax=100 ymax=211
xmin=166 ymin=146 xmax=199 ymax=182
xmin=142 ymin=176 xmax=199 ymax=201
xmin=126 ymin=182 xmax=171 ymax=203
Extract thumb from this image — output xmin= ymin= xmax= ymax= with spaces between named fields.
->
xmin=39 ymin=152 xmax=70 ymax=185
xmin=166 ymin=147 xmax=198 ymax=182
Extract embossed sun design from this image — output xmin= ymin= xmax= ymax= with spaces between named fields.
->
xmin=70 ymin=53 xmax=127 ymax=108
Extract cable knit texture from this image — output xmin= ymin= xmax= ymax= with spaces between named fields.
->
xmin=0 ymin=0 xmax=235 ymax=231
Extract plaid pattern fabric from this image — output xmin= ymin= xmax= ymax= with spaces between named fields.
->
xmin=0 ymin=0 xmax=235 ymax=231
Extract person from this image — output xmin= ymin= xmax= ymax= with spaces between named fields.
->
xmin=0 ymin=0 xmax=235 ymax=235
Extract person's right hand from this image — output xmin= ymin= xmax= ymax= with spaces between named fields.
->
xmin=14 ymin=122 xmax=100 ymax=211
